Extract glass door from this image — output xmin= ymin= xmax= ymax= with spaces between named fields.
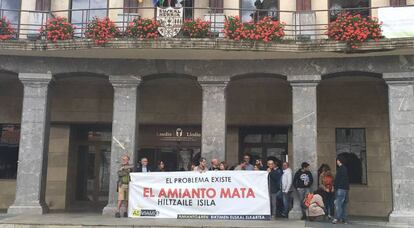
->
xmin=239 ymin=127 xmax=288 ymax=164
xmin=76 ymin=141 xmax=111 ymax=209
xmin=71 ymin=0 xmax=108 ymax=37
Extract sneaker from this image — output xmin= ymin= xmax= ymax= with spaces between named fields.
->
xmin=342 ymin=220 xmax=348 ymax=224
xmin=332 ymin=218 xmax=338 ymax=224
xmin=327 ymin=215 xmax=333 ymax=220
xmin=115 ymin=212 xmax=121 ymax=218
xmin=123 ymin=212 xmax=128 ymax=218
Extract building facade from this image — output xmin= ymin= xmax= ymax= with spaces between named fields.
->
xmin=0 ymin=0 xmax=413 ymax=225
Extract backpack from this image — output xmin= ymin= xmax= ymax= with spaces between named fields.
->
xmin=323 ymin=174 xmax=334 ymax=192
xmin=304 ymin=193 xmax=314 ymax=208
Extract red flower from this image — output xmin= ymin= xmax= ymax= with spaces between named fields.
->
xmin=326 ymin=12 xmax=382 ymax=49
xmin=41 ymin=17 xmax=75 ymax=42
xmin=85 ymin=17 xmax=120 ymax=45
xmin=223 ymin=16 xmax=285 ymax=42
xmin=0 ymin=17 xmax=15 ymax=40
xmin=125 ymin=18 xmax=159 ymax=39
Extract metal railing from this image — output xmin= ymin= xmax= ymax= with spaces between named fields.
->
xmin=0 ymin=5 xmax=413 ymax=41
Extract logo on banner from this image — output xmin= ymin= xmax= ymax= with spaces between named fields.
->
xmin=132 ymin=208 xmax=160 ymax=217
xmin=176 ymin=128 xmax=183 ymax=137
xmin=157 ymin=7 xmax=183 ymax=38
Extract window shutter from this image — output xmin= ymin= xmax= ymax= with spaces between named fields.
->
xmin=36 ymin=0 xmax=51 ymax=11
xmin=209 ymin=0 xmax=224 ymax=13
xmin=124 ymin=0 xmax=139 ymax=13
xmin=297 ymin=0 xmax=311 ymax=11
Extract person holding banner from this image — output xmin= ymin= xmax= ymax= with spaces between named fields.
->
xmin=135 ymin=157 xmax=152 ymax=173
xmin=115 ymin=155 xmax=133 ymax=218
xmin=193 ymin=157 xmax=208 ymax=173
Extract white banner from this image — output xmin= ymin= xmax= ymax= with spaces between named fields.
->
xmin=128 ymin=171 xmax=270 ymax=220
xmin=378 ymin=7 xmax=414 ymax=38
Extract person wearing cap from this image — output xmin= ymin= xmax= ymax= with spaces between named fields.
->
xmin=293 ymin=162 xmax=314 ymax=220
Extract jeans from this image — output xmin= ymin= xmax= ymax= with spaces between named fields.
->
xmin=335 ymin=189 xmax=349 ymax=221
xmin=282 ymin=192 xmax=292 ymax=216
xmin=324 ymin=191 xmax=334 ymax=217
xmin=296 ymin=188 xmax=311 ymax=218
xmin=270 ymin=191 xmax=282 ymax=216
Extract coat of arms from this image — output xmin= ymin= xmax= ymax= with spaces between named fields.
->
xmin=157 ymin=7 xmax=183 ymax=38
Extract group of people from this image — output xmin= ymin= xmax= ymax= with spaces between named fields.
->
xmin=280 ymin=156 xmax=350 ymax=224
xmin=115 ymin=153 xmax=350 ymax=224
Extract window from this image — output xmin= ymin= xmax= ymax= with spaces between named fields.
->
xmin=180 ymin=0 xmax=194 ymax=19
xmin=71 ymin=0 xmax=108 ymax=36
xmin=239 ymin=127 xmax=288 ymax=165
xmin=336 ymin=128 xmax=367 ymax=184
xmin=0 ymin=124 xmax=20 ymax=179
xmin=296 ymin=0 xmax=311 ymax=11
xmin=390 ymin=0 xmax=406 ymax=6
xmin=124 ymin=0 xmax=138 ymax=14
xmin=241 ymin=0 xmax=279 ymax=22
xmin=209 ymin=0 xmax=223 ymax=13
xmin=329 ymin=0 xmax=370 ymax=21
xmin=36 ymin=0 xmax=51 ymax=11
xmin=0 ymin=0 xmax=21 ymax=31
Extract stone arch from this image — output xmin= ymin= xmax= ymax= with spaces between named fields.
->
xmin=53 ymin=72 xmax=109 ymax=81
xmin=230 ymin=73 xmax=287 ymax=82
xmin=322 ymin=71 xmax=383 ymax=81
xmin=317 ymin=70 xmax=391 ymax=217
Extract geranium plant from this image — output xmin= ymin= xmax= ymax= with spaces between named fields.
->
xmin=41 ymin=17 xmax=75 ymax=42
xmin=125 ymin=18 xmax=159 ymax=39
xmin=85 ymin=17 xmax=120 ymax=45
xmin=182 ymin=18 xmax=211 ymax=38
xmin=224 ymin=16 xmax=285 ymax=42
xmin=326 ymin=12 xmax=382 ymax=49
xmin=0 ymin=17 xmax=14 ymax=40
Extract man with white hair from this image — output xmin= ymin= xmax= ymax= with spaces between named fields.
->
xmin=209 ymin=158 xmax=220 ymax=171
xmin=281 ymin=162 xmax=293 ymax=217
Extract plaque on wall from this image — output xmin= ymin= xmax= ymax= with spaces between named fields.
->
xmin=157 ymin=7 xmax=183 ymax=38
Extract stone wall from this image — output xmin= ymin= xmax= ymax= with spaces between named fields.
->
xmin=45 ymin=125 xmax=71 ymax=210
xmin=51 ymin=77 xmax=113 ymax=123
xmin=0 ymin=75 xmax=22 ymax=123
xmin=0 ymin=73 xmax=393 ymax=216
xmin=0 ymin=180 xmax=16 ymax=210
xmin=318 ymin=76 xmax=392 ymax=217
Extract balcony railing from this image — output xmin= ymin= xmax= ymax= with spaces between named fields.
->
xmin=0 ymin=5 xmax=413 ymax=42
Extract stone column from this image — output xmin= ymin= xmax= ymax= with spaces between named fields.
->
xmin=287 ymin=75 xmax=320 ymax=219
xmin=7 ymin=73 xmax=53 ymax=215
xmin=198 ymin=77 xmax=229 ymax=164
xmin=384 ymin=72 xmax=414 ymax=225
xmin=102 ymin=75 xmax=141 ymax=216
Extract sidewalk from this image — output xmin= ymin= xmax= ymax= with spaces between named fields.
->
xmin=0 ymin=213 xmax=410 ymax=228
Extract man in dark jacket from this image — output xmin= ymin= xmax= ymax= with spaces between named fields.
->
xmin=134 ymin=157 xmax=152 ymax=172
xmin=332 ymin=155 xmax=350 ymax=224
xmin=293 ymin=162 xmax=313 ymax=220
xmin=267 ymin=159 xmax=283 ymax=218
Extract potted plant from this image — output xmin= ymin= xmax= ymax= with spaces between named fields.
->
xmin=85 ymin=17 xmax=120 ymax=45
xmin=41 ymin=17 xmax=75 ymax=42
xmin=125 ymin=18 xmax=159 ymax=39
xmin=0 ymin=17 xmax=14 ymax=41
xmin=224 ymin=16 xmax=285 ymax=42
xmin=182 ymin=18 xmax=211 ymax=38
xmin=326 ymin=12 xmax=382 ymax=49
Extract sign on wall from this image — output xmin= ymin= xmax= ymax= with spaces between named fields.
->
xmin=378 ymin=7 xmax=414 ymax=38
xmin=128 ymin=171 xmax=270 ymax=220
xmin=157 ymin=7 xmax=183 ymax=38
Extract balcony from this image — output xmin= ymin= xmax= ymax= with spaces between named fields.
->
xmin=0 ymin=5 xmax=414 ymax=58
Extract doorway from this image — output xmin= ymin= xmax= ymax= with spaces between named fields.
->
xmin=68 ymin=125 xmax=111 ymax=212
xmin=239 ymin=127 xmax=289 ymax=164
